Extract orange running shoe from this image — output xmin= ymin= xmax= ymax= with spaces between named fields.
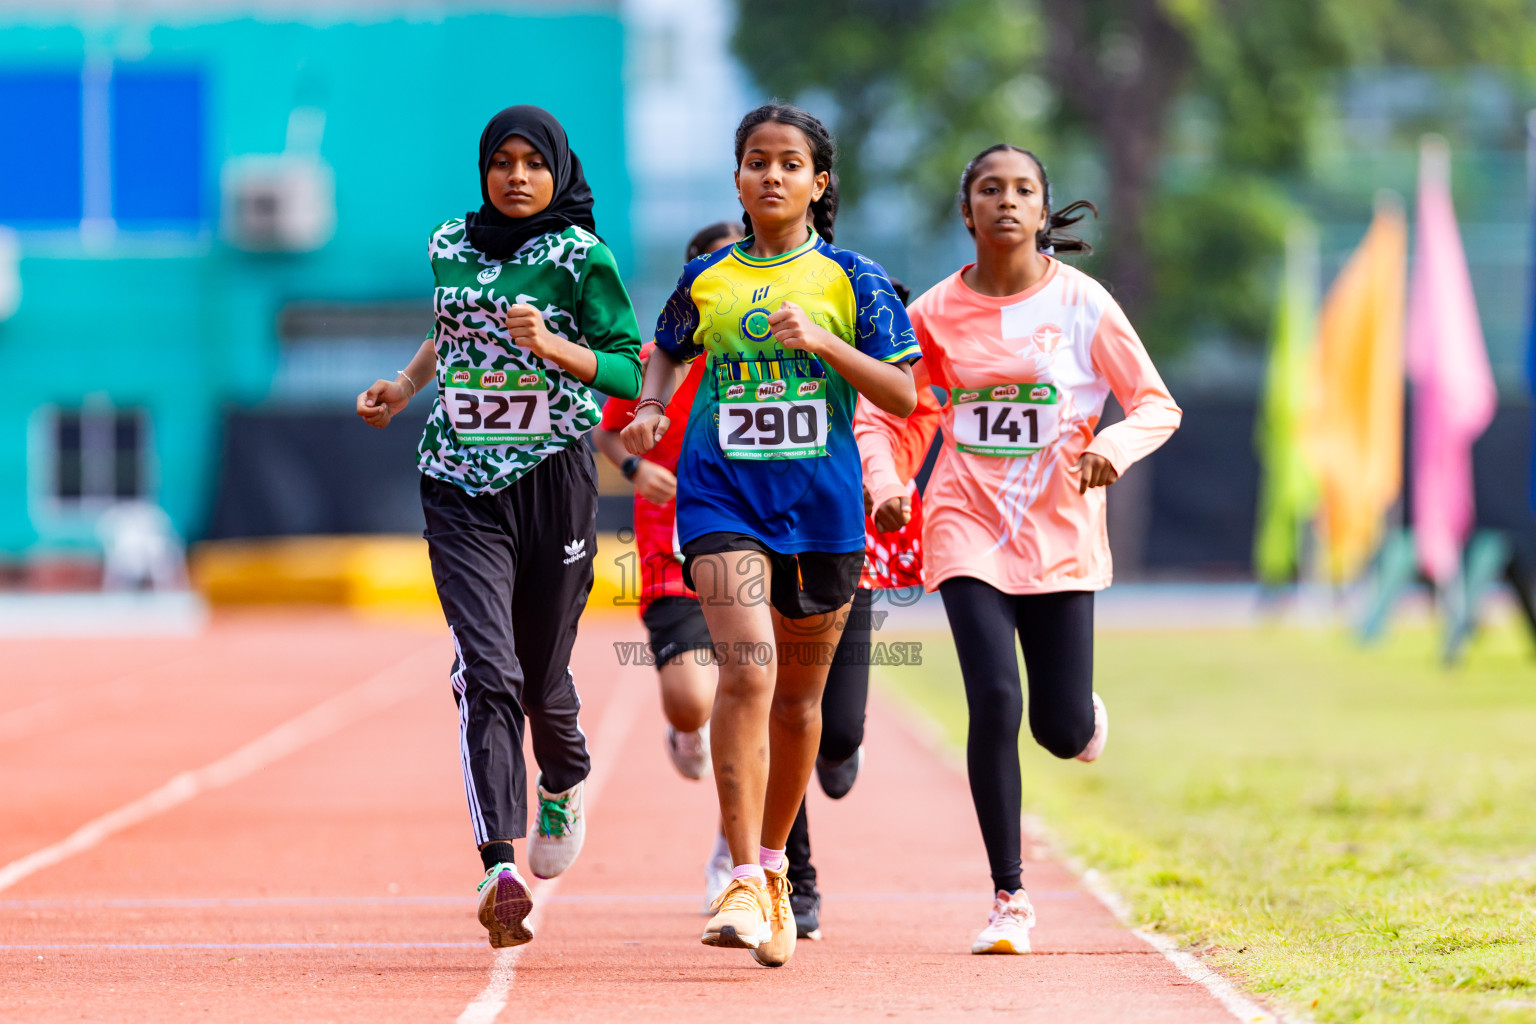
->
xmin=701 ymin=876 xmax=771 ymax=949
xmin=752 ymin=863 xmax=797 ymax=967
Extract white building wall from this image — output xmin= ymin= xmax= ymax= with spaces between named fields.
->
xmin=622 ymin=0 xmax=755 ymax=323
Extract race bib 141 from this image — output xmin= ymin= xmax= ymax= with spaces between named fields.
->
xmin=950 ymin=382 xmax=1060 ymax=456
xmin=444 ymin=366 xmax=552 ymax=445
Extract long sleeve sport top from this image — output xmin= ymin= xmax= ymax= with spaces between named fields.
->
xmin=417 ymin=220 xmax=643 ymax=495
xmin=855 ymin=257 xmax=1181 ymax=594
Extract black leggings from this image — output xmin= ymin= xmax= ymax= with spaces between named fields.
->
xmin=938 ymin=577 xmax=1096 ymax=894
xmin=785 ymin=587 xmax=872 ymax=891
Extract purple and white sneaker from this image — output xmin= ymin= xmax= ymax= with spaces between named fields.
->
xmin=476 ymin=861 xmax=533 ymax=948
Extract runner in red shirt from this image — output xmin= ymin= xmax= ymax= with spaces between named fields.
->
xmin=781 ymin=278 xmax=941 ymax=941
xmin=593 ymin=220 xmax=744 ymax=907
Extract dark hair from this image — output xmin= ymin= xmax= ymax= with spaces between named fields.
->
xmin=685 ymin=220 xmax=741 ymax=262
xmin=889 ymin=276 xmax=912 ymax=307
xmin=957 ymin=144 xmax=1096 ymax=254
xmin=733 ymin=103 xmax=838 ymax=244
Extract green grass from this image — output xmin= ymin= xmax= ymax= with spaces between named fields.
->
xmin=876 ymin=621 xmax=1536 ymax=1024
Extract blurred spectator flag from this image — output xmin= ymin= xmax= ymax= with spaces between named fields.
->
xmin=1527 ymin=110 xmax=1536 ymax=516
xmin=1254 ymin=220 xmax=1320 ymax=584
xmin=1406 ymin=136 xmax=1497 ymax=587
xmin=1304 ymin=196 xmax=1407 ymax=584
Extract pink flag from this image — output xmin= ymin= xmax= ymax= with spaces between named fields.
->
xmin=1405 ymin=137 xmax=1498 ymax=585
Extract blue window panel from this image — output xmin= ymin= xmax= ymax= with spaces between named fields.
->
xmin=0 ymin=71 xmax=83 ymax=227
xmin=111 ymin=68 xmax=204 ymax=226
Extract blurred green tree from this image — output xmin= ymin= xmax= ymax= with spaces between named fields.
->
xmin=730 ymin=0 xmax=1536 ymax=353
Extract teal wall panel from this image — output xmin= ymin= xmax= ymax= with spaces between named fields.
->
xmin=0 ymin=11 xmax=630 ymax=554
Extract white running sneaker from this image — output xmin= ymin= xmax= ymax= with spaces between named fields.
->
xmin=1075 ymin=693 xmax=1109 ymax=763
xmin=971 ymin=889 xmax=1037 ymax=954
xmin=527 ymin=776 xmax=585 ymax=880
xmin=702 ymin=839 xmax=733 ymax=914
xmin=667 ymin=723 xmax=711 ymax=781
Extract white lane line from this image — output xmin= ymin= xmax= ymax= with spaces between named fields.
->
xmin=1077 ymin=869 xmax=1296 ymax=1024
xmin=0 ymin=656 xmax=199 ymax=745
xmin=0 ymin=644 xmax=444 ymax=895
xmin=4 ymin=941 xmax=485 ymax=951
xmin=2 ymin=890 xmax=1083 ymax=911
xmin=871 ymin=676 xmax=1299 ymax=1024
xmin=456 ymin=670 xmax=646 ymax=1024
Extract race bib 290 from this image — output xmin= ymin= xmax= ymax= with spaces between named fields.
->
xmin=717 ymin=376 xmax=828 ymax=461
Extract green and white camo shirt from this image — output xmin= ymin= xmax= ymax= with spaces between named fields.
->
xmin=416 ymin=219 xmax=643 ymax=495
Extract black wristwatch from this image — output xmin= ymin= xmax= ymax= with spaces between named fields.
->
xmin=621 ymin=455 xmax=642 ymax=481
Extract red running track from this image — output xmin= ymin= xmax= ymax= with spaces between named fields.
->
xmin=0 ymin=611 xmax=1249 ymax=1022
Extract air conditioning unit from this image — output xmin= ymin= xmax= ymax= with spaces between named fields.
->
xmin=221 ymin=154 xmax=336 ymax=253
xmin=0 ymin=227 xmax=18 ymax=322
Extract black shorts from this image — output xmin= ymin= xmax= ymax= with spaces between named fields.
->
xmin=680 ymin=532 xmax=863 ymax=620
xmin=641 ymin=595 xmax=715 ymax=665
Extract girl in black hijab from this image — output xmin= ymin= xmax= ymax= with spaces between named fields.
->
xmin=357 ymin=104 xmax=642 ymax=949
xmin=466 ymin=104 xmax=597 ymax=260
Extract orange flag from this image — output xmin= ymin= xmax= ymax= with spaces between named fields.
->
xmin=1306 ymin=197 xmax=1407 ymax=583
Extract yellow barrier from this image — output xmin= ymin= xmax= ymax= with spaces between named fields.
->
xmin=586 ymin=531 xmax=640 ymax=617
xmin=191 ymin=532 xmax=640 ymax=617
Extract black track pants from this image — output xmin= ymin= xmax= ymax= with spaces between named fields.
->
xmin=938 ymin=577 xmax=1096 ymax=894
xmin=421 ymin=444 xmax=597 ymax=848
xmin=786 ymin=587 xmax=873 ymax=892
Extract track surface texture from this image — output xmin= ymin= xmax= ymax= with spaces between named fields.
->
xmin=1 ymin=611 xmax=1250 ymax=1022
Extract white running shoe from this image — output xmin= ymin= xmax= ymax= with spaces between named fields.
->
xmin=702 ymin=839 xmax=733 ymax=914
xmin=667 ymin=723 xmax=711 ymax=781
xmin=971 ymin=889 xmax=1037 ymax=954
xmin=527 ymin=776 xmax=585 ymax=880
xmin=1075 ymin=693 xmax=1109 ymax=763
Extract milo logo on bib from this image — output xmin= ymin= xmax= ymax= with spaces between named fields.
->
xmin=1030 ymin=386 xmax=1051 ymax=400
xmin=990 ymin=384 xmax=1019 ymax=400
xmin=797 ymin=380 xmax=822 ymax=397
xmin=956 ymin=390 xmax=979 ymax=404
xmin=726 ymin=383 xmax=746 ymax=400
xmin=518 ymin=373 xmax=541 ymax=387
xmin=756 ymin=381 xmax=787 ymax=400
xmin=481 ymin=371 xmax=508 ymax=388
xmin=452 ymin=370 xmax=472 ymax=385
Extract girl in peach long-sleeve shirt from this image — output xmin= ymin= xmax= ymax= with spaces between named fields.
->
xmin=855 ymin=145 xmax=1180 ymax=956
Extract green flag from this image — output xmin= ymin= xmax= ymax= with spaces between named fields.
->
xmin=1253 ymin=220 xmax=1320 ymax=585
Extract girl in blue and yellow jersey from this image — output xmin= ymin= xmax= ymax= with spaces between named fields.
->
xmin=622 ymin=104 xmax=919 ymax=968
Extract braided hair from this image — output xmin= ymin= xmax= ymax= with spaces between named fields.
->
xmin=734 ymin=103 xmax=839 ymax=244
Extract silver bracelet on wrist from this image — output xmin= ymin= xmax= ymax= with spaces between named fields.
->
xmin=395 ymin=370 xmax=419 ymax=399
